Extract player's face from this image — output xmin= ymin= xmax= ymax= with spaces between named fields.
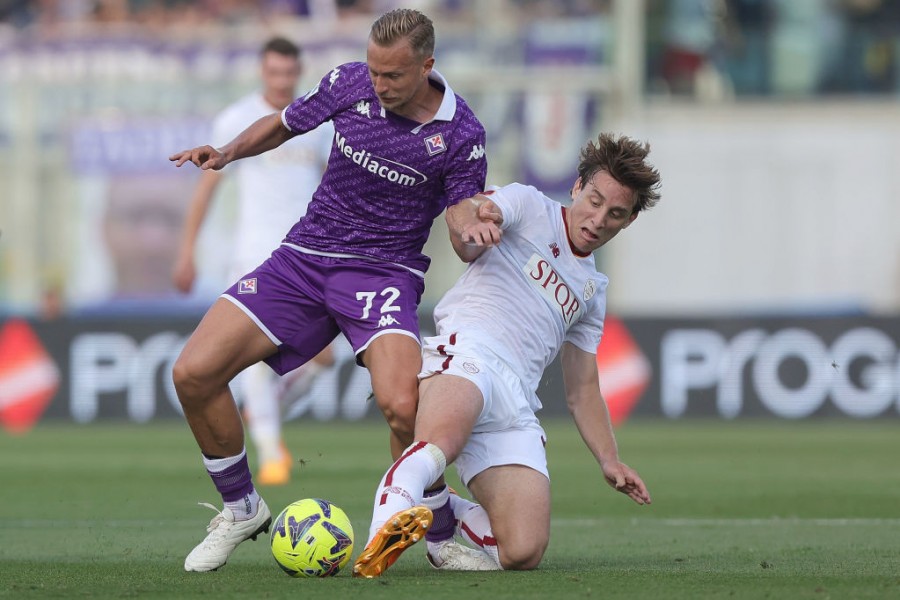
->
xmin=261 ymin=52 xmax=301 ymax=110
xmin=366 ymin=39 xmax=434 ymax=117
xmin=567 ymin=170 xmax=638 ymax=254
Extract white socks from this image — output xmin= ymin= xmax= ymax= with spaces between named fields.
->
xmin=449 ymin=493 xmax=501 ymax=566
xmin=366 ymin=442 xmax=446 ymax=544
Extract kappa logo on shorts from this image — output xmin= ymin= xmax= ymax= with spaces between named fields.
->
xmin=462 ymin=362 xmax=480 ymax=374
xmin=238 ymin=278 xmax=258 ymax=294
xmin=377 ymin=315 xmax=400 ymax=328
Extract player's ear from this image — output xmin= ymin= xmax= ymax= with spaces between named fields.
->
xmin=623 ymin=212 xmax=639 ymax=228
xmin=571 ymin=177 xmax=583 ymax=199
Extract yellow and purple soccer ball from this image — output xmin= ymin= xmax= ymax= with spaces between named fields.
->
xmin=270 ymin=498 xmax=354 ymax=577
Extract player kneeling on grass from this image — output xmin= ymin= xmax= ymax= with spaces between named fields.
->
xmin=353 ymin=133 xmax=659 ymax=578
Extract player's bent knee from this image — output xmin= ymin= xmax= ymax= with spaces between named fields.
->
xmin=381 ymin=408 xmax=415 ymax=441
xmin=498 ymin=546 xmax=545 ymax=571
xmin=172 ymin=355 xmax=214 ymax=407
xmin=376 ymin=394 xmax=417 ymax=434
xmin=497 ymin=538 xmax=547 ymax=571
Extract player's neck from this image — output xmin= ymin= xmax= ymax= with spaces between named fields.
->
xmin=390 ymin=82 xmax=443 ymax=123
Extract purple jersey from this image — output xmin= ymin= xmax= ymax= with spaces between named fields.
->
xmin=280 ymin=62 xmax=487 ymax=273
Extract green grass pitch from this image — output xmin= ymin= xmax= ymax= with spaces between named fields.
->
xmin=2 ymin=418 xmax=898 ymax=599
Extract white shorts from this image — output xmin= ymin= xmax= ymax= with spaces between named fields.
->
xmin=454 ymin=427 xmax=548 ymax=488
xmin=419 ymin=332 xmax=549 ymax=486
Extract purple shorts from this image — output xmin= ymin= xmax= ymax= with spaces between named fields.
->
xmin=223 ymin=245 xmax=425 ymax=375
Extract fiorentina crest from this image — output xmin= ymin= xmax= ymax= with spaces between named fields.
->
xmin=425 ymin=133 xmax=446 ymax=156
xmin=238 ymin=278 xmax=257 ymax=294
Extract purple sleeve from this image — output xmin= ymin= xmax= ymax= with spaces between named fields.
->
xmin=281 ymin=63 xmax=366 ymax=134
xmin=443 ymin=109 xmax=487 ymax=207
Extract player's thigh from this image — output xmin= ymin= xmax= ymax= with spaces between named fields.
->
xmin=416 ymin=374 xmax=484 ymax=463
xmin=363 ymin=333 xmax=422 ymax=406
xmin=469 ymin=465 xmax=551 ymax=567
xmin=176 ymin=297 xmax=278 ymax=386
xmin=229 ymin=248 xmax=338 ymax=375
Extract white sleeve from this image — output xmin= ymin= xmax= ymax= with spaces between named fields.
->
xmin=564 ymin=281 xmax=607 ymax=354
xmin=487 ymin=182 xmax=542 ymax=233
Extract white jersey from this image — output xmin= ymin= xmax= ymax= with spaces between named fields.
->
xmin=432 ymin=183 xmax=608 ymax=394
xmin=212 ymin=92 xmax=333 ymax=274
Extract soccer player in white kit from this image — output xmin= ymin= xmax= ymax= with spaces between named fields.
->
xmin=354 ymin=133 xmax=659 ymax=577
xmin=172 ymin=37 xmax=334 ymax=486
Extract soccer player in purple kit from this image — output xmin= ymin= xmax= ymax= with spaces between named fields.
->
xmin=168 ymin=8 xmax=488 ymax=572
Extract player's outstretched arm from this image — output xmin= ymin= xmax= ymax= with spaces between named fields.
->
xmin=445 ymin=195 xmax=503 ymax=262
xmin=560 ymin=343 xmax=652 ymax=506
xmin=169 ymin=113 xmax=295 ymax=170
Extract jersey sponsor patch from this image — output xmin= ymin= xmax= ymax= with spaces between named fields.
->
xmin=425 ymin=133 xmax=446 ymax=156
xmin=334 ymin=131 xmax=428 ymax=186
xmin=238 ymin=278 xmax=258 ymax=294
xmin=523 ymin=254 xmax=583 ymax=327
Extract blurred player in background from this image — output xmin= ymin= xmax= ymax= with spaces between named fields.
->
xmin=172 ymin=37 xmax=335 ymax=487
xmin=353 ymin=133 xmax=658 ymax=578
xmin=169 ymin=8 xmax=488 ymax=572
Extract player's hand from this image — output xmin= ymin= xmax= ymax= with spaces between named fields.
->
xmin=461 ymin=221 xmax=501 ymax=247
xmin=171 ymin=254 xmax=196 ymax=294
xmin=169 ymin=145 xmax=227 ymax=170
xmin=601 ymin=460 xmax=652 ymax=506
xmin=477 ymin=199 xmax=503 ymax=226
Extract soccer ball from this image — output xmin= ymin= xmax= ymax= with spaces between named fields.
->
xmin=270 ymin=498 xmax=354 ymax=577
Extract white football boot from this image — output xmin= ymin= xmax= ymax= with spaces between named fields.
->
xmin=426 ymin=540 xmax=501 ymax=571
xmin=184 ymin=498 xmax=272 ymax=572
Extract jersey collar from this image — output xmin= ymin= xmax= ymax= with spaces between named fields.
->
xmin=409 ymin=68 xmax=456 ymax=134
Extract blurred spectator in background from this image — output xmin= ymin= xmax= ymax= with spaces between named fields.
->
xmin=820 ymin=0 xmax=900 ymax=93
xmin=0 ymin=0 xmax=35 ymax=26
xmin=658 ymin=0 xmax=724 ymax=95
xmin=721 ymin=0 xmax=774 ymax=95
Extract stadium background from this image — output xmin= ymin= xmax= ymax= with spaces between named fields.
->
xmin=1 ymin=0 xmax=899 ymax=429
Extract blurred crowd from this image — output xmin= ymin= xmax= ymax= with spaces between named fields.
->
xmin=649 ymin=0 xmax=900 ymax=96
xmin=3 ymin=0 xmax=899 ymax=96
xmin=0 ymin=0 xmax=394 ymax=29
xmin=0 ymin=1 xmax=613 ymax=35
